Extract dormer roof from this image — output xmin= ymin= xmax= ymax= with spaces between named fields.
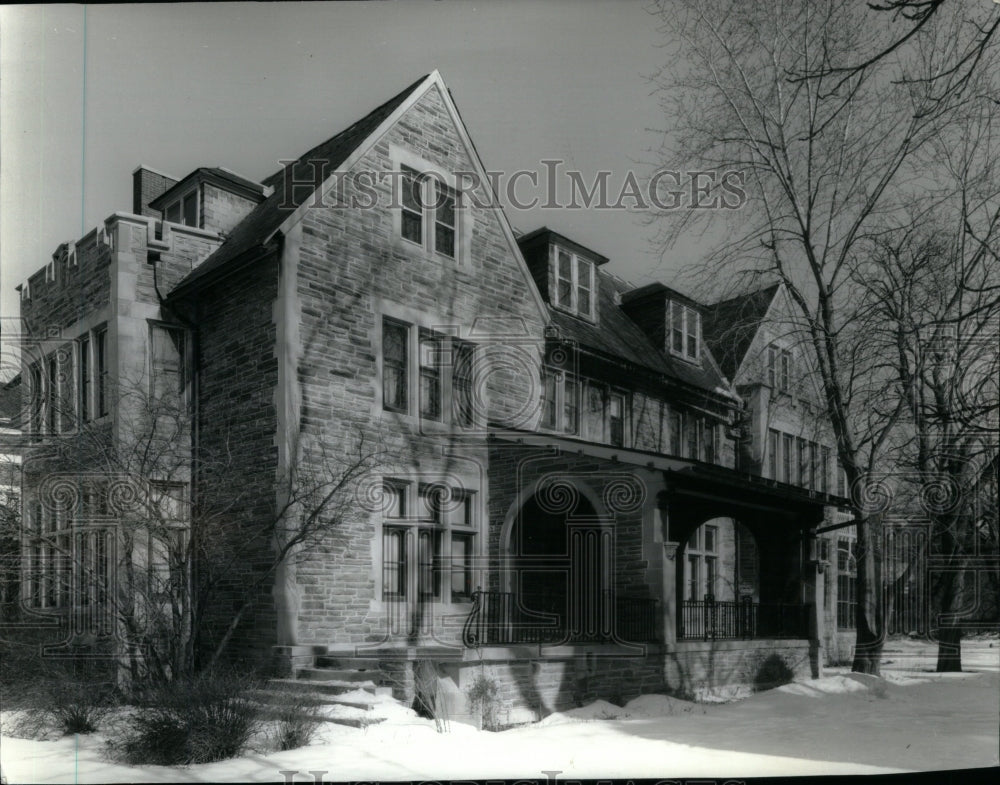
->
xmin=149 ymin=167 xmax=268 ymax=210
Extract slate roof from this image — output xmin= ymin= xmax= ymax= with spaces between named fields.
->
xmin=700 ymin=284 xmax=780 ymax=380
xmin=548 ymin=270 xmax=733 ymax=396
xmin=168 ymin=74 xmax=430 ymax=297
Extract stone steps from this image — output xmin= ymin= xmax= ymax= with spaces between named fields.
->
xmin=257 ymin=657 xmax=403 ymax=728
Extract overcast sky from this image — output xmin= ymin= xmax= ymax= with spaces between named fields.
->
xmin=0 ymin=1 xmax=716 ymax=329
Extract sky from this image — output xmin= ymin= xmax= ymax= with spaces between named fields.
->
xmin=0 ymin=1 xmax=717 ymax=332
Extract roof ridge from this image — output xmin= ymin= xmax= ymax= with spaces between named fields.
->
xmin=261 ymin=74 xmax=430 ymax=188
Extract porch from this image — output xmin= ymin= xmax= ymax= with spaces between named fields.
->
xmin=461 ymin=589 xmax=811 ymax=646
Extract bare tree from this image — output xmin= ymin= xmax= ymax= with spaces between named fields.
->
xmin=15 ymin=369 xmax=388 ymax=683
xmin=650 ymin=0 xmax=997 ymax=672
xmin=851 ymin=101 xmax=1000 ymax=669
xmin=792 ymin=0 xmax=999 ymax=105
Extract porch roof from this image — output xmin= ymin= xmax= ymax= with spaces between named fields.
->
xmin=488 ymin=429 xmax=852 ymax=524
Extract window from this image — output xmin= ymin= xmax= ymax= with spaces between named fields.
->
xmin=781 ymin=433 xmax=794 ymax=484
xmin=669 ymin=301 xmax=701 ymax=362
xmin=697 ymin=418 xmax=718 ymax=464
xmin=540 ymin=369 xmax=579 ymax=435
xmin=687 ymin=554 xmax=700 ymax=601
xmin=838 ymin=465 xmax=848 ymax=498
xmin=419 ymin=329 xmax=442 ymax=421
xmin=837 ymin=538 xmax=857 ymax=629
xmin=79 ymin=336 xmax=90 ymax=422
xmin=452 ymin=340 xmax=475 ymax=428
xmin=450 ymin=533 xmax=474 ymax=600
xmin=797 ymin=438 xmax=808 ymax=487
xmin=686 ymin=524 xmax=719 ymax=600
xmin=400 ymin=166 xmax=423 ymax=245
xmin=382 ymin=318 xmax=409 ymax=413
xmin=768 ymin=429 xmax=780 ymax=480
xmin=669 ymin=410 xmax=682 ymax=456
xmin=381 ymin=480 xmax=476 ymax=604
xmin=397 ymin=164 xmax=460 ymax=258
xmin=29 ymin=362 xmax=42 ymax=438
xmin=151 ymin=324 xmax=187 ymax=407
xmin=780 ymin=351 xmax=791 ymax=391
xmin=542 ymin=368 xmax=558 ymax=429
xmin=552 ymin=246 xmax=596 ymax=320
xmin=95 ymin=327 xmax=108 ymax=418
xmin=382 ymin=482 xmax=407 ymax=599
xmin=563 ymin=377 xmax=579 ymax=435
xmin=821 ymin=447 xmax=831 ymax=494
xmin=434 ymin=181 xmax=457 ymax=258
xmin=685 ymin=415 xmax=698 ymax=459
xmin=608 ymin=392 xmax=624 ymax=447
xmin=809 ymin=442 xmax=819 ymax=491
xmin=164 ymin=189 xmax=199 ymax=228
xmin=767 ymin=344 xmax=792 ymax=391
xmin=46 ymin=355 xmax=58 ymax=434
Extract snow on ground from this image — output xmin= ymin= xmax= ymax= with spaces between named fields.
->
xmin=2 ymin=639 xmax=998 ymax=783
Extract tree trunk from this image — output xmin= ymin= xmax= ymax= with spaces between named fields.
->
xmin=934 ymin=566 xmax=965 ymax=672
xmin=936 ymin=625 xmax=963 ymax=672
xmin=852 ymin=516 xmax=884 ymax=674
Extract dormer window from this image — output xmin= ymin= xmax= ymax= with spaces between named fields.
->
xmin=669 ymin=300 xmax=700 ymax=362
xmin=553 ymin=246 xmax=595 ymax=320
xmin=164 ymin=189 xmax=199 ymax=227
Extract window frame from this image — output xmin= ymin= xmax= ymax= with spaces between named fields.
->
xmin=669 ymin=300 xmax=701 ymax=363
xmin=149 ymin=323 xmax=190 ymax=410
xmin=381 ymin=317 xmax=410 ymax=414
xmin=551 ymin=245 xmax=596 ymax=321
xmin=540 ymin=367 xmax=580 ymax=435
xmin=163 ymin=187 xmax=200 ymax=228
xmin=380 ymin=479 xmax=477 ymax=605
xmin=392 ymin=150 xmax=466 ymax=262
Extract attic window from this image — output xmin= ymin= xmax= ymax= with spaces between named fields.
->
xmin=164 ymin=189 xmax=199 ymax=228
xmin=552 ymin=246 xmax=595 ymax=320
xmin=397 ymin=164 xmax=461 ymax=260
xmin=669 ymin=300 xmax=700 ymax=363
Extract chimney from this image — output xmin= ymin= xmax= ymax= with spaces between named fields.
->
xmin=132 ymin=166 xmax=178 ymax=217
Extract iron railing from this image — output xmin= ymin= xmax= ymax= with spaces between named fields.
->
xmin=678 ymin=596 xmax=810 ymax=640
xmin=462 ymin=590 xmax=659 ymax=647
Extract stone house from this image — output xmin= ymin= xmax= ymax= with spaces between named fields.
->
xmin=12 ymin=71 xmax=853 ymax=719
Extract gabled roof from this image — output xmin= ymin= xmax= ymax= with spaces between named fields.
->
xmin=168 ymin=74 xmax=430 ymax=297
xmin=548 ymin=270 xmax=734 ymax=398
xmin=701 ymin=284 xmax=781 ymax=380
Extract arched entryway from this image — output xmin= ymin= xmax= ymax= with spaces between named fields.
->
xmin=511 ymin=493 xmax=609 ymax=641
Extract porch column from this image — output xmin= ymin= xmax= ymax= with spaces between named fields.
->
xmin=656 ymin=491 xmax=678 ymax=645
xmin=662 ymin=541 xmax=679 ymax=645
xmin=804 ymin=530 xmax=826 ymax=678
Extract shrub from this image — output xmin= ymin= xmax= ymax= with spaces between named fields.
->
xmin=108 ymin=669 xmax=263 ymax=765
xmin=3 ymin=666 xmax=117 ymax=739
xmin=466 ymin=673 xmax=502 ymax=731
xmin=753 ymin=653 xmax=795 ymax=692
xmin=268 ymin=698 xmax=323 ymax=752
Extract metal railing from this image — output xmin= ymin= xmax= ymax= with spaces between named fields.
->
xmin=678 ymin=596 xmax=810 ymax=640
xmin=462 ymin=589 xmax=659 ymax=647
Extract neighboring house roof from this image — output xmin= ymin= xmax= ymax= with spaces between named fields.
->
xmin=548 ymin=270 xmax=734 ymax=398
xmin=701 ymin=284 xmax=781 ymax=380
xmin=168 ymin=74 xmax=430 ymax=297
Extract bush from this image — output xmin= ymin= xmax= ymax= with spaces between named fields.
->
xmin=3 ymin=666 xmax=117 ymax=739
xmin=108 ymin=670 xmax=263 ymax=765
xmin=466 ymin=673 xmax=502 ymax=731
xmin=268 ymin=697 xmax=323 ymax=752
xmin=753 ymin=653 xmax=795 ymax=692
